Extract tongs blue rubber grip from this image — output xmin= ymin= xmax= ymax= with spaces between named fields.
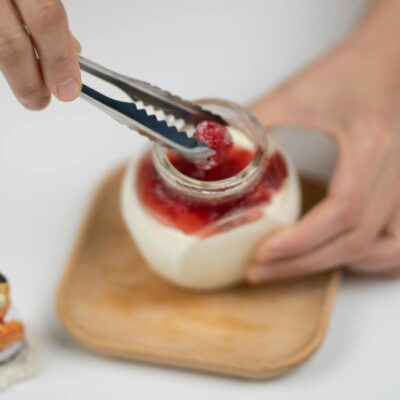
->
xmin=81 ymin=84 xmax=201 ymax=149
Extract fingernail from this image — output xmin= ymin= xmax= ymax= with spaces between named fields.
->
xmin=71 ymin=34 xmax=82 ymax=53
xmin=57 ymin=78 xmax=80 ymax=101
xmin=74 ymin=39 xmax=82 ymax=53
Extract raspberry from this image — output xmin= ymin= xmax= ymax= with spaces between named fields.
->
xmin=193 ymin=121 xmax=233 ymax=170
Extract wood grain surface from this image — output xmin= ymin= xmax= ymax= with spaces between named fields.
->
xmin=57 ymin=165 xmax=341 ymax=379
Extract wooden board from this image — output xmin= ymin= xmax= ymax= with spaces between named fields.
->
xmin=57 ymin=165 xmax=341 ymax=379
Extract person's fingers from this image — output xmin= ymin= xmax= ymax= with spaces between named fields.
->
xmin=248 ymin=224 xmax=381 ymax=284
xmin=248 ymin=240 xmax=346 ymax=283
xmin=255 ymin=197 xmax=347 ymax=261
xmin=13 ymin=0 xmax=81 ymax=101
xmin=248 ymin=221 xmax=379 ymax=283
xmin=0 ymin=0 xmax=50 ymax=110
xmin=248 ymin=168 xmax=396 ymax=283
xmin=255 ymin=137 xmax=365 ymax=263
xmin=255 ymin=111 xmax=396 ymax=265
xmin=349 ymin=206 xmax=400 ymax=275
xmin=349 ymin=236 xmax=400 ymax=275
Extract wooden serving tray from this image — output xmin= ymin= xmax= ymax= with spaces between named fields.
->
xmin=57 ymin=165 xmax=341 ymax=379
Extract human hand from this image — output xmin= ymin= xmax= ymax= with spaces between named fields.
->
xmin=0 ymin=0 xmax=81 ymax=110
xmin=247 ymin=39 xmax=400 ymax=283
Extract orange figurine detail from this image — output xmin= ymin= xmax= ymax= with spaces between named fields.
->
xmin=0 ymin=274 xmax=24 ymax=351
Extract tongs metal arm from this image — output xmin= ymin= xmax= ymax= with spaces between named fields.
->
xmin=80 ymin=83 xmax=204 ymax=154
xmin=78 ymin=55 xmax=218 ymax=163
xmin=78 ymin=55 xmax=226 ymax=125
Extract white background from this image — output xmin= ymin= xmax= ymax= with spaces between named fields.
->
xmin=1 ymin=0 xmax=400 ymax=399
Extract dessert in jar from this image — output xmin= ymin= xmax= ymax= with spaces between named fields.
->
xmin=121 ymin=99 xmax=301 ymax=289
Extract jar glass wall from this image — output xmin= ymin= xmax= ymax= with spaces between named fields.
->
xmin=121 ymin=99 xmax=301 ymax=289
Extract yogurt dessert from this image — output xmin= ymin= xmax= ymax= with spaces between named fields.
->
xmin=121 ymin=99 xmax=301 ymax=289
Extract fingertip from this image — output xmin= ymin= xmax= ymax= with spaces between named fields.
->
xmin=246 ymin=266 xmax=272 ymax=283
xmin=255 ymin=241 xmax=283 ymax=263
xmin=255 ymin=228 xmax=291 ymax=262
xmin=390 ymin=270 xmax=400 ymax=278
xmin=22 ymin=95 xmax=51 ymax=111
xmin=56 ymin=77 xmax=81 ymax=102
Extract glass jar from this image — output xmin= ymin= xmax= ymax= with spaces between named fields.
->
xmin=121 ymin=99 xmax=301 ymax=289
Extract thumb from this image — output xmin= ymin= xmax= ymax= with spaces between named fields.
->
xmin=249 ymin=80 xmax=308 ymax=128
xmin=250 ymin=91 xmax=290 ymax=127
xmin=249 ymin=79 xmax=332 ymax=135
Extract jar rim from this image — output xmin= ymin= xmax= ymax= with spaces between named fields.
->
xmin=153 ymin=98 xmax=269 ymax=201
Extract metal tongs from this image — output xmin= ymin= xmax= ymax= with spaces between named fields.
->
xmin=78 ymin=55 xmax=227 ymax=163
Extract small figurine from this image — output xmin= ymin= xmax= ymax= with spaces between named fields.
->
xmin=0 ymin=273 xmax=25 ymax=364
xmin=0 ymin=272 xmax=39 ymax=392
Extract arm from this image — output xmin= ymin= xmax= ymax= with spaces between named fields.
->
xmin=248 ymin=0 xmax=400 ymax=282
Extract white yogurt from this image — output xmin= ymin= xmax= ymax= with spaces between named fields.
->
xmin=121 ymin=131 xmax=301 ymax=290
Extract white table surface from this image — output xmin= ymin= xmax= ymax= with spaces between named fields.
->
xmin=1 ymin=1 xmax=400 ymax=399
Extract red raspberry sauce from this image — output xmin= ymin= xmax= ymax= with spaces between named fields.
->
xmin=136 ymin=148 xmax=288 ymax=235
